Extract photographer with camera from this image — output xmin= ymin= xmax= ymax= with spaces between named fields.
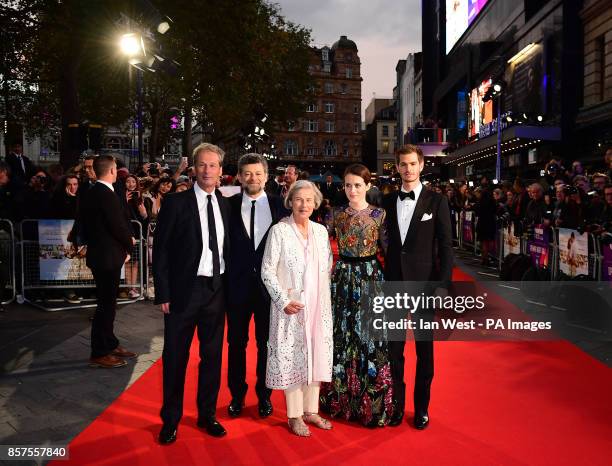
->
xmin=22 ymin=168 xmax=52 ymax=219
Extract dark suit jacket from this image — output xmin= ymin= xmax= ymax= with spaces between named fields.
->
xmin=5 ymin=152 xmax=34 ymax=187
xmin=81 ymin=182 xmax=133 ymax=271
xmin=383 ymin=188 xmax=453 ymax=289
xmin=153 ymin=187 xmax=231 ymax=313
xmin=226 ymin=192 xmax=285 ymax=307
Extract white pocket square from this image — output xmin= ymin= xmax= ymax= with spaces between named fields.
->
xmin=421 ymin=213 xmax=433 ymax=221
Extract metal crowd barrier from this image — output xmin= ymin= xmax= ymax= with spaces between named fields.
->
xmin=19 ymin=219 xmax=145 ymax=312
xmin=145 ymin=221 xmax=156 ymax=300
xmin=0 ymin=219 xmax=16 ymax=305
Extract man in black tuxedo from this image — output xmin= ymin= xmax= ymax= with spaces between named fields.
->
xmin=383 ymin=144 xmax=453 ymax=429
xmin=5 ymin=143 xmax=34 ymax=189
xmin=319 ymin=173 xmax=338 ymax=204
xmin=153 ymin=143 xmax=231 ymax=444
xmin=81 ymin=155 xmax=136 ymax=368
xmin=226 ymin=153 xmax=285 ymax=419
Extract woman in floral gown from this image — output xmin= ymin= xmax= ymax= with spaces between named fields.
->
xmin=320 ymin=164 xmax=393 ymax=427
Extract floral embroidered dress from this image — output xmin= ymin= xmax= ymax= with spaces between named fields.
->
xmin=320 ymin=205 xmax=394 ymax=426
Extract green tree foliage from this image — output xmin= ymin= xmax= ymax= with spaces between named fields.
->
xmin=2 ymin=0 xmax=312 ymax=167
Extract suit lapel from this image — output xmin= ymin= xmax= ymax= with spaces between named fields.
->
xmin=215 ymin=189 xmax=230 ymax=237
xmin=387 ymin=192 xmax=402 ymax=245
xmin=403 ymin=189 xmax=430 ymax=248
xmin=188 ymin=188 xmax=203 ymax=249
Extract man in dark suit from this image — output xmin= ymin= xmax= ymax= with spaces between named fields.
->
xmin=226 ymin=153 xmax=285 ymax=419
xmin=383 ymin=144 xmax=453 ymax=430
xmin=81 ymin=155 xmax=136 ymax=368
xmin=5 ymin=143 xmax=34 ymax=189
xmin=153 ymin=143 xmax=231 ymax=444
xmin=319 ymin=173 xmax=338 ymax=204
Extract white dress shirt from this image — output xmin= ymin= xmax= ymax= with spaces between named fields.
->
xmin=96 ymin=180 xmax=114 ymax=192
xmin=397 ymin=182 xmax=423 ymax=243
xmin=241 ymin=191 xmax=273 ymax=249
xmin=194 ymin=183 xmax=225 ymax=276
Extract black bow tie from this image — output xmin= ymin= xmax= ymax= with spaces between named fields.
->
xmin=398 ymin=190 xmax=415 ymax=201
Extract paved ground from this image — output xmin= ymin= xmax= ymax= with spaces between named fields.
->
xmin=0 ymin=252 xmax=610 ymax=465
xmin=0 ymin=299 xmax=163 ymax=465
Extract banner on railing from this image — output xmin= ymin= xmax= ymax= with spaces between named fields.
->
xmin=502 ymin=223 xmax=521 ymax=256
xmin=38 ymin=220 xmax=93 ymax=280
xmin=602 ymin=242 xmax=612 ymax=282
xmin=462 ymin=211 xmax=474 ymax=243
xmin=558 ymin=228 xmax=588 ymax=277
xmin=527 ymin=224 xmax=550 ymax=268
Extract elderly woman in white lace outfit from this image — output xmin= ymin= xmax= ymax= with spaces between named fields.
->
xmin=261 ymin=180 xmax=334 ymax=437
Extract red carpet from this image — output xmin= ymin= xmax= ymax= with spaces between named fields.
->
xmin=56 ymin=267 xmax=612 ymax=465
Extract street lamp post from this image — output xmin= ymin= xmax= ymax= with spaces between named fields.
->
xmin=496 ymin=93 xmax=501 ymax=181
xmin=136 ymin=68 xmax=144 ymax=166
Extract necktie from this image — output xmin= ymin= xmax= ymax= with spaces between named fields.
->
xmin=18 ymin=156 xmax=25 ymax=174
xmin=398 ymin=190 xmax=415 ymax=201
xmin=250 ymin=200 xmax=256 ymax=250
xmin=207 ymin=194 xmax=221 ymax=287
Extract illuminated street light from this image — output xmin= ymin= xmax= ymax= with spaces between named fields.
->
xmin=120 ymin=33 xmax=142 ymax=56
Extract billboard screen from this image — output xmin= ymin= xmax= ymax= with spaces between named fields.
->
xmin=446 ymin=0 xmax=490 ymax=54
xmin=468 ymin=78 xmax=493 ymax=138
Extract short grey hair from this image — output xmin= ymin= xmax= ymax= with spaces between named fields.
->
xmin=284 ymin=180 xmax=323 ymax=210
xmin=192 ymin=143 xmax=225 ymax=165
xmin=238 ymin=153 xmax=268 ymax=174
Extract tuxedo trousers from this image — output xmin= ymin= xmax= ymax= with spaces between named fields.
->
xmin=161 ymin=277 xmax=225 ymax=426
xmin=227 ymin=280 xmax=271 ymax=402
xmin=389 ymin=311 xmax=434 ymax=418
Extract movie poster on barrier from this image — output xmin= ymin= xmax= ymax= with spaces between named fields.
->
xmin=503 ymin=222 xmax=521 ymax=257
xmin=38 ymin=219 xmax=93 ymax=281
xmin=602 ymin=243 xmax=612 ymax=282
xmin=558 ymin=228 xmax=589 ymax=277
xmin=462 ymin=211 xmax=474 ymax=243
xmin=527 ymin=224 xmax=549 ymax=268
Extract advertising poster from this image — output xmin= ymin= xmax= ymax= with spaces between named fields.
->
xmin=558 ymin=228 xmax=589 ymax=277
xmin=527 ymin=224 xmax=549 ymax=268
xmin=462 ymin=210 xmax=474 ymax=243
xmin=446 ymin=0 xmax=490 ymax=53
xmin=503 ymin=222 xmax=521 ymax=257
xmin=38 ymin=219 xmax=93 ymax=281
xmin=468 ymin=78 xmax=493 ymax=138
xmin=602 ymin=243 xmax=612 ymax=282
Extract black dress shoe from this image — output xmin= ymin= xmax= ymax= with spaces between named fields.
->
xmin=197 ymin=417 xmax=227 ymax=437
xmin=258 ymin=399 xmax=273 ymax=418
xmin=414 ymin=414 xmax=429 ymax=430
xmin=228 ymin=398 xmax=244 ymax=418
xmin=388 ymin=408 xmax=404 ymax=427
xmin=158 ymin=424 xmax=177 ymax=445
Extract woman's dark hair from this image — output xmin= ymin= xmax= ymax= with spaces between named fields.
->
xmin=150 ymin=177 xmax=176 ymax=196
xmin=343 ymin=163 xmax=371 ymax=185
xmin=125 ymin=174 xmax=139 ymax=191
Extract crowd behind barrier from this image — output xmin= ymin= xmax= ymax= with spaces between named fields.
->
xmin=1 ymin=148 xmax=612 ymax=311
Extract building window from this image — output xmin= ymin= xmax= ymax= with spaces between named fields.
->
xmin=323 ymin=63 xmax=331 ymax=73
xmin=353 ymin=103 xmax=359 ymax=114
xmin=324 ymin=140 xmax=337 ymax=156
xmin=596 ymin=35 xmax=605 ymax=101
xmin=341 ymin=83 xmax=347 ymax=94
xmin=382 ymin=140 xmax=390 ymax=153
xmin=324 ymin=102 xmax=334 ymax=113
xmin=346 ymin=67 xmax=353 ymax=78
xmin=325 ymin=121 xmax=335 ymax=132
xmin=307 ymin=147 xmax=318 ymax=156
xmin=284 ymin=139 xmax=298 ymax=156
xmin=324 ymin=82 xmax=333 ymax=94
xmin=304 ymin=120 xmax=318 ymax=132
xmin=322 ymin=48 xmax=329 ymax=61
xmin=345 ymin=53 xmax=352 ymax=62
xmin=287 ymin=120 xmax=295 ymax=131
xmin=354 ymin=122 xmax=360 ymax=133
xmin=382 ymin=125 xmax=389 ymax=136
xmin=307 ymin=103 xmax=317 ymax=112
xmin=343 ymin=139 xmax=349 ymax=157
